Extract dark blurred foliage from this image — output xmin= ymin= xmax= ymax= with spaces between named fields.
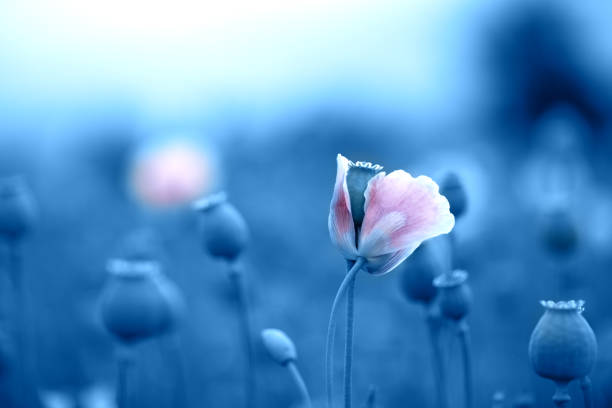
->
xmin=483 ymin=2 xmax=612 ymax=141
xmin=1 ymin=1 xmax=612 ymax=408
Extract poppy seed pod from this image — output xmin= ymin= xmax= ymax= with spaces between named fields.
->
xmin=513 ymin=393 xmax=535 ymax=408
xmin=439 ymin=172 xmax=468 ymax=219
xmin=528 ymin=300 xmax=597 ymax=383
xmin=0 ymin=176 xmax=36 ymax=239
xmin=541 ymin=210 xmax=578 ymax=256
xmin=492 ymin=391 xmax=505 ymax=408
xmin=261 ymin=328 xmax=297 ymax=366
xmin=434 ymin=270 xmax=472 ymax=321
xmin=100 ymin=259 xmax=176 ymax=344
xmin=399 ymin=243 xmax=440 ymax=305
xmin=193 ymin=192 xmax=249 ymax=261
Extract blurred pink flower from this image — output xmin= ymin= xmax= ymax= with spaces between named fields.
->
xmin=129 ymin=140 xmax=212 ymax=208
xmin=328 ymin=154 xmax=454 ymax=275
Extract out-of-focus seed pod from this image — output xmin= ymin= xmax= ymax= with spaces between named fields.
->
xmin=193 ymin=192 xmax=249 ymax=261
xmin=440 ymin=172 xmax=468 ymax=220
xmin=528 ymin=300 xmax=597 ymax=383
xmin=492 ymin=391 xmax=505 ymax=408
xmin=512 ymin=393 xmax=535 ymax=408
xmin=399 ymin=243 xmax=440 ymax=305
xmin=541 ymin=210 xmax=578 ymax=256
xmin=100 ymin=259 xmax=178 ymax=344
xmin=0 ymin=176 xmax=36 ymax=239
xmin=261 ymin=328 xmax=297 ymax=366
xmin=345 ymin=161 xmax=384 ymax=227
xmin=434 ymin=270 xmax=472 ymax=321
xmin=40 ymin=390 xmax=72 ymax=408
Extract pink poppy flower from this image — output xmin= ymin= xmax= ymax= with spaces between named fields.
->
xmin=328 ymin=154 xmax=455 ymax=275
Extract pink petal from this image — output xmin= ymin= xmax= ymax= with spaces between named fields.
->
xmin=364 ymin=246 xmax=418 ymax=275
xmin=328 ymin=154 xmax=358 ymax=259
xmin=359 ymin=170 xmax=454 ymax=260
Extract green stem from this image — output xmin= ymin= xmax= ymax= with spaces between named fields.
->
xmin=325 ymin=257 xmax=366 ymax=408
xmin=229 ymin=264 xmax=255 ymax=408
xmin=580 ymin=377 xmax=592 ymax=408
xmin=287 ymin=361 xmax=312 ymax=408
xmin=458 ymin=321 xmax=472 ymax=408
xmin=344 ymin=270 xmax=357 ymax=408
xmin=425 ymin=307 xmax=448 ymax=408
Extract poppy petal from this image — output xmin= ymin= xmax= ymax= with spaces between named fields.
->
xmin=328 ymin=154 xmax=358 ymax=259
xmin=359 ymin=170 xmax=454 ymax=260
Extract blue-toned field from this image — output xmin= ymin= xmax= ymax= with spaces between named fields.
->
xmin=1 ymin=1 xmax=612 ymax=408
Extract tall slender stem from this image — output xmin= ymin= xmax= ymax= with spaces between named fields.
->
xmin=168 ymin=334 xmax=189 ymax=408
xmin=425 ymin=306 xmax=448 ymax=408
xmin=552 ymin=381 xmax=571 ymax=408
xmin=458 ymin=320 xmax=472 ymax=408
xmin=116 ymin=347 xmax=133 ymax=408
xmin=287 ymin=361 xmax=312 ymax=408
xmin=228 ymin=263 xmax=254 ymax=408
xmin=343 ymin=271 xmax=357 ymax=408
xmin=580 ymin=377 xmax=592 ymax=408
xmin=7 ymin=238 xmax=39 ymax=407
xmin=448 ymin=231 xmax=457 ymax=274
xmin=7 ymin=238 xmax=24 ymax=405
xmin=325 ymin=257 xmax=365 ymax=408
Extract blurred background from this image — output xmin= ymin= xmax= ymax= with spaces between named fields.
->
xmin=2 ymin=0 xmax=612 ymax=406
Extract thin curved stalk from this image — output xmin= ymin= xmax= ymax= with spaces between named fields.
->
xmin=458 ymin=321 xmax=472 ymax=408
xmin=580 ymin=376 xmax=592 ymax=408
xmin=325 ymin=257 xmax=366 ymax=408
xmin=425 ymin=307 xmax=447 ymax=408
xmin=228 ymin=264 xmax=255 ymax=408
xmin=287 ymin=361 xmax=312 ymax=408
xmin=343 ymin=271 xmax=357 ymax=408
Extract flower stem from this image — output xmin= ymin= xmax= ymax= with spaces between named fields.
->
xmin=325 ymin=257 xmax=366 ymax=408
xmin=458 ymin=320 xmax=472 ymax=408
xmin=448 ymin=231 xmax=457 ymax=273
xmin=287 ymin=361 xmax=312 ymax=408
xmin=168 ymin=334 xmax=189 ymax=408
xmin=425 ymin=306 xmax=448 ymax=408
xmin=6 ymin=237 xmax=39 ymax=408
xmin=116 ymin=347 xmax=133 ymax=408
xmin=580 ymin=377 xmax=592 ymax=408
xmin=552 ymin=381 xmax=571 ymax=408
xmin=228 ymin=263 xmax=255 ymax=408
xmin=344 ymin=270 xmax=357 ymax=408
